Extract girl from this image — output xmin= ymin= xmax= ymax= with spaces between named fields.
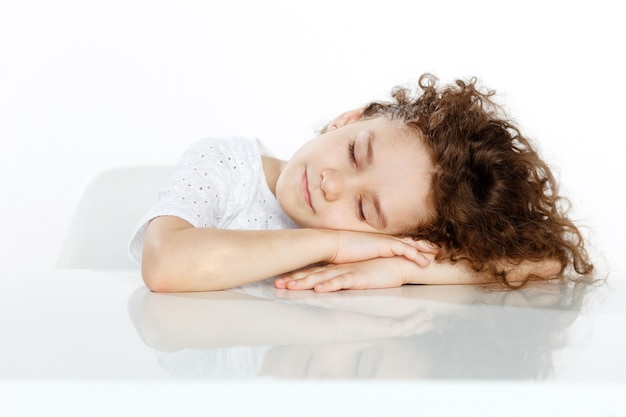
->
xmin=129 ymin=74 xmax=593 ymax=292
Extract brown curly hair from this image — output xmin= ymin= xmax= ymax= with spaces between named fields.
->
xmin=361 ymin=74 xmax=593 ymax=287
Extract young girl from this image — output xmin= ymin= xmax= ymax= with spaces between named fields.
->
xmin=129 ymin=74 xmax=593 ymax=292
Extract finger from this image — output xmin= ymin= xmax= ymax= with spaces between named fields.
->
xmin=396 ymin=237 xmax=440 ymax=255
xmin=274 ymin=274 xmax=305 ymax=289
xmin=275 ymin=264 xmax=331 ymax=288
xmin=390 ymin=241 xmax=430 ymax=266
xmin=414 ymin=239 xmax=441 ymax=255
xmin=273 ymin=277 xmax=288 ymax=289
xmin=328 ymin=115 xmax=343 ymax=131
xmin=285 ymin=276 xmax=321 ymax=290
xmin=313 ymin=273 xmax=360 ymax=293
xmin=275 ymin=274 xmax=311 ymax=289
xmin=328 ymin=109 xmax=363 ymax=131
xmin=284 ymin=267 xmax=345 ymax=290
xmin=312 ymin=277 xmax=347 ymax=293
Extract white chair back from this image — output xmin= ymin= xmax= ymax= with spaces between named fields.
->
xmin=57 ymin=166 xmax=172 ymax=268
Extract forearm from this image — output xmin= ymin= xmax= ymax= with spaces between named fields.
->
xmin=142 ymin=217 xmax=335 ymax=292
xmin=276 ymin=252 xmax=562 ymax=292
xmin=399 ymin=256 xmax=481 ymax=285
xmin=400 ymin=256 xmax=562 ymax=285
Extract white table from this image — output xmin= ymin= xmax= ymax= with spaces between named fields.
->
xmin=1 ymin=269 xmax=625 ymax=416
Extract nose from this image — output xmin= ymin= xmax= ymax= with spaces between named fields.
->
xmin=320 ymin=169 xmax=345 ymax=202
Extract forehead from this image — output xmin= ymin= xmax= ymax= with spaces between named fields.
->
xmin=358 ymin=118 xmax=434 ymax=234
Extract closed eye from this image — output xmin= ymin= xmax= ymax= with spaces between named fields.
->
xmin=358 ymin=196 xmax=366 ymax=221
xmin=349 ymin=142 xmax=366 ymax=222
xmin=348 ymin=141 xmax=357 ymax=167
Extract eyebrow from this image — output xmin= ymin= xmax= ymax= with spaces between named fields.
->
xmin=365 ymin=132 xmax=388 ymax=230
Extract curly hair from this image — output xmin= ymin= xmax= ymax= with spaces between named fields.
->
xmin=361 ymin=74 xmax=593 ymax=287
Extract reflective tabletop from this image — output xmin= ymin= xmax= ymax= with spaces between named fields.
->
xmin=1 ymin=269 xmax=625 ymax=416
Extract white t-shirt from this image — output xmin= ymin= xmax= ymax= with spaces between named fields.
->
xmin=129 ymin=137 xmax=298 ymax=264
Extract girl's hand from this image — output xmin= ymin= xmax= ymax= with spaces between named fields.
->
xmin=324 ymin=108 xmax=364 ymax=132
xmin=275 ymin=257 xmax=423 ymax=293
xmin=327 ymin=230 xmax=439 ymax=267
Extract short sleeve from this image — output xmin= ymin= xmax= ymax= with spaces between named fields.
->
xmin=128 ymin=138 xmax=263 ymax=263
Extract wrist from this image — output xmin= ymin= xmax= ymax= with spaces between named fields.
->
xmin=311 ymin=228 xmax=343 ymax=263
xmin=293 ymin=228 xmax=340 ymax=264
xmin=392 ymin=254 xmax=435 ymax=285
xmin=392 ymin=256 xmax=417 ymax=285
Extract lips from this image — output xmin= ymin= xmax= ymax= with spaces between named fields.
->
xmin=302 ymin=167 xmax=313 ymax=211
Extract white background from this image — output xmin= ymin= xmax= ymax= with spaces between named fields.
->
xmin=1 ymin=0 xmax=624 ymax=275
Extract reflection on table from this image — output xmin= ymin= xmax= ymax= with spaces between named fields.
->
xmin=129 ymin=279 xmax=599 ymax=379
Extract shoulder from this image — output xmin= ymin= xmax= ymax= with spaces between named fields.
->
xmin=182 ymin=137 xmax=261 ymax=159
xmin=172 ymin=137 xmax=264 ymax=176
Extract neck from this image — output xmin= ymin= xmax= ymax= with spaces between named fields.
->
xmin=261 ymin=156 xmax=286 ymax=196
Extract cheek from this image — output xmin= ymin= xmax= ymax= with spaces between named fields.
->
xmin=314 ymin=208 xmax=365 ymax=231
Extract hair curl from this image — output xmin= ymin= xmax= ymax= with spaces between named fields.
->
xmin=362 ymin=74 xmax=593 ymax=287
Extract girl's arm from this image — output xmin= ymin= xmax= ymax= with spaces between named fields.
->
xmin=141 ymin=216 xmax=435 ymax=292
xmin=275 ymin=254 xmax=562 ymax=292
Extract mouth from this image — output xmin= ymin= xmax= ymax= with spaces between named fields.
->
xmin=302 ymin=167 xmax=314 ymax=211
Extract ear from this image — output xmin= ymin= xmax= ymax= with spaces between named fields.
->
xmin=328 ymin=108 xmax=364 ymax=131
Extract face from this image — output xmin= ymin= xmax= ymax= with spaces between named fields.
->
xmin=275 ymin=117 xmax=434 ymax=235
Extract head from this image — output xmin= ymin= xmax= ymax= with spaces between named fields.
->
xmin=359 ymin=74 xmax=593 ymax=286
xmin=279 ymin=74 xmax=593 ymax=287
xmin=275 ymin=115 xmax=436 ymax=235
